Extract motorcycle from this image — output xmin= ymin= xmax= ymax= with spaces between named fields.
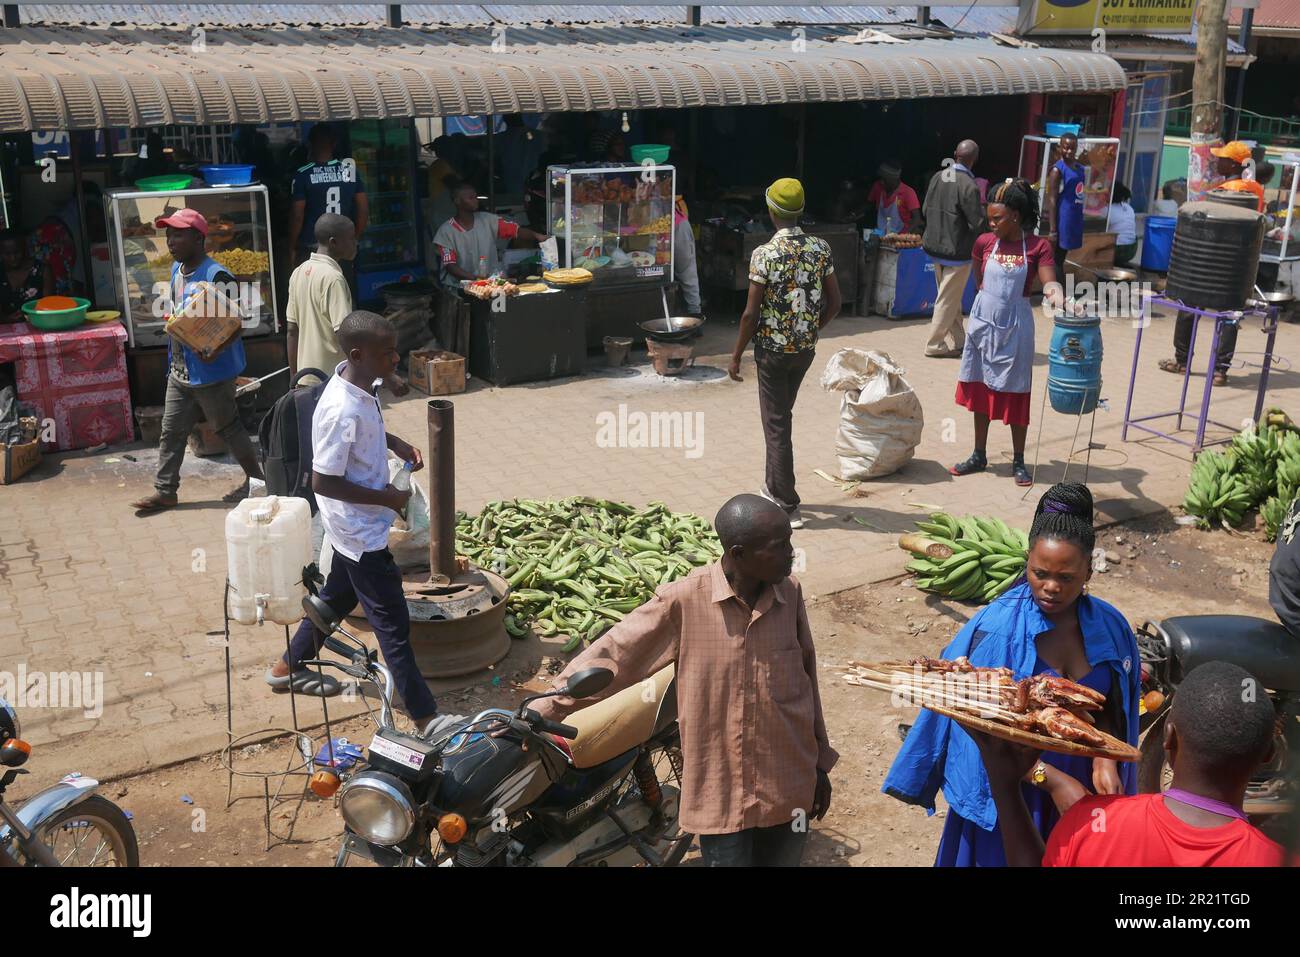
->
xmin=299 ymin=593 xmax=694 ymax=867
xmin=1135 ymin=614 xmax=1298 ymax=826
xmin=0 ymin=696 xmax=139 ymax=867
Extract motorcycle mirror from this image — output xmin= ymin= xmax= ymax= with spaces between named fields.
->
xmin=0 ymin=739 xmax=31 ymax=768
xmin=303 ymin=594 xmax=342 ymax=635
xmin=562 ymin=667 xmax=614 ymax=700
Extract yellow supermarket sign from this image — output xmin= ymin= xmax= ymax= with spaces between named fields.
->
xmin=1019 ymin=0 xmax=1197 ymax=35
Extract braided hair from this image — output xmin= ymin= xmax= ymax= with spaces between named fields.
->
xmin=988 ymin=178 xmax=1040 ymax=230
xmin=1029 ymin=482 xmax=1095 ymax=556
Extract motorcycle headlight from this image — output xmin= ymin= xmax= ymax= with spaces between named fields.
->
xmin=339 ymin=772 xmax=415 ymax=846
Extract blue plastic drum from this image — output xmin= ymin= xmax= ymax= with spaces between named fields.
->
xmin=1048 ymin=315 xmax=1103 ymax=415
xmin=1141 ymin=216 xmax=1176 ymax=272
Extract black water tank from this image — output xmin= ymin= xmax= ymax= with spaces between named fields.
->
xmin=1205 ymin=188 xmax=1261 ymax=211
xmin=1166 ymin=200 xmax=1265 ymax=311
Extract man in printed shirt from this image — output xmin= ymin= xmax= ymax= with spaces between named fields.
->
xmin=533 ymin=494 xmax=838 ymax=867
xmin=728 ymin=178 xmax=841 ymax=529
xmin=432 ymin=181 xmax=547 ymax=288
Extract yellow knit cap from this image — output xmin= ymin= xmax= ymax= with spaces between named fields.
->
xmin=766 ymin=177 xmax=805 ymax=217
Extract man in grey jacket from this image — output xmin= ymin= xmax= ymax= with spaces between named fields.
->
xmin=921 ymin=139 xmax=984 ymax=358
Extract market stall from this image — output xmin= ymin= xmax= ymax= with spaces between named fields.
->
xmin=104 ymin=181 xmax=280 ymax=405
xmin=0 ymin=318 xmax=133 ymax=452
xmin=871 ymin=235 xmax=977 ymax=320
xmin=1259 ymin=153 xmax=1300 ymax=305
xmin=546 ymin=162 xmax=678 ymax=348
xmin=1020 ymin=133 xmax=1121 ymax=273
xmin=697 ymin=219 xmax=859 ymax=313
xmin=464 ymin=281 xmax=587 ymax=386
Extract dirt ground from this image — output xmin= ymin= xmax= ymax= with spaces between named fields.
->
xmin=60 ymin=512 xmax=1278 ymax=867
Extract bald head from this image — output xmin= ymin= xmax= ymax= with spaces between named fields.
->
xmin=714 ymin=494 xmax=789 ymax=549
xmin=955 ymin=139 xmax=980 ymax=168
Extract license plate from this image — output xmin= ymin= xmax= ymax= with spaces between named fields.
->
xmin=369 ymin=732 xmax=426 ymax=771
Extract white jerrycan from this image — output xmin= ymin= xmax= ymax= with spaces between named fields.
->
xmin=225 ymin=495 xmax=313 ymax=625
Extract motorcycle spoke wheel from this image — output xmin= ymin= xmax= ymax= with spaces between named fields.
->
xmin=34 ymin=796 xmax=138 ymax=867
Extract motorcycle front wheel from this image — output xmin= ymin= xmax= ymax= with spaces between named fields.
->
xmin=645 ymin=735 xmax=694 ymax=867
xmin=30 ymin=795 xmax=139 ymax=867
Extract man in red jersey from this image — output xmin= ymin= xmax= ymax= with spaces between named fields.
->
xmin=974 ymin=661 xmax=1285 ymax=866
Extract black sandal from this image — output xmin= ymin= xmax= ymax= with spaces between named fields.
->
xmin=1012 ymin=460 xmax=1033 ymax=487
xmin=950 ymin=451 xmax=987 ymax=476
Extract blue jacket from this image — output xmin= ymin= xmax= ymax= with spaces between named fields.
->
xmin=881 ymin=581 xmax=1140 ymax=831
xmin=168 ymin=257 xmax=247 ymax=385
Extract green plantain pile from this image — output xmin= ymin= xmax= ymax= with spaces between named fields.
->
xmin=455 ymin=497 xmax=723 ymax=651
xmin=905 ymin=511 xmax=1029 ymax=604
xmin=1183 ymin=412 xmax=1300 ymax=534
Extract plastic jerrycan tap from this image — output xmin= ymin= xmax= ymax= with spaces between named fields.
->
xmin=225 ymin=495 xmax=313 ymax=626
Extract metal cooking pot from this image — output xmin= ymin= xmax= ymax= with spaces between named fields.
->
xmin=639 ymin=316 xmax=704 ymax=342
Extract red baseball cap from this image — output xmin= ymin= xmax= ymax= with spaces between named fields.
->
xmin=154 ymin=208 xmax=208 ymax=236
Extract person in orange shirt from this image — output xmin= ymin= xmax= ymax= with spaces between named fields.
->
xmin=1211 ymin=140 xmax=1265 ymax=213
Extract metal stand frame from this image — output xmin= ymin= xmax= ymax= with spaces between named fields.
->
xmin=1122 ymin=296 xmax=1278 ymax=454
xmin=219 ymin=579 xmax=337 ymax=851
xmin=1028 ymin=380 xmax=1100 ymax=496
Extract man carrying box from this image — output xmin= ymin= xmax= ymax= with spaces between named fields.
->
xmin=131 ymin=208 xmax=264 ymax=514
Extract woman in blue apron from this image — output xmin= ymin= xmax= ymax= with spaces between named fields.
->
xmin=949 ymin=179 xmax=1059 ymax=487
xmin=882 ymin=482 xmax=1140 ymax=867
xmin=1046 ymin=133 xmax=1086 ymax=286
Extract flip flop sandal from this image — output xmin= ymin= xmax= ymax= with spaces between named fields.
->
xmin=1013 ymin=462 xmax=1033 ymax=487
xmin=1213 ymin=372 xmax=1229 ymax=386
xmin=265 ymin=668 xmax=341 ymax=697
xmin=1158 ymin=359 xmax=1186 ymax=375
xmin=949 ymin=453 xmax=987 ymax=477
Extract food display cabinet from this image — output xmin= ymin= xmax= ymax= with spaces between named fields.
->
xmin=105 ymin=183 xmax=277 ymax=348
xmin=1260 ymin=153 xmax=1300 ymax=303
xmin=1019 ymin=135 xmax=1120 ymax=232
xmin=546 ymin=164 xmax=676 ymax=284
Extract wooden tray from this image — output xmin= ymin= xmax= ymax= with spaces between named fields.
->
xmin=924 ymin=701 xmax=1140 ymax=762
xmin=845 ymin=661 xmax=1140 ymax=762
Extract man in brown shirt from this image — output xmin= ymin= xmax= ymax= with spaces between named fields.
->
xmin=534 ymin=494 xmax=837 ymax=866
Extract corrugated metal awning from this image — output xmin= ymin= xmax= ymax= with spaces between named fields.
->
xmin=0 ymin=23 xmax=1125 ymax=133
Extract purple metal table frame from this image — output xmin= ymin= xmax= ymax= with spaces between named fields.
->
xmin=1122 ymin=295 xmax=1278 ymax=454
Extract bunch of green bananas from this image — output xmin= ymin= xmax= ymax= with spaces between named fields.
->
xmin=1183 ymin=450 xmax=1252 ymax=528
xmin=1230 ymin=425 xmax=1282 ymax=506
xmin=1275 ymin=431 xmax=1300 ymax=505
xmin=906 ymin=512 xmax=1029 ymax=604
xmin=1262 ymin=495 xmax=1289 ymax=543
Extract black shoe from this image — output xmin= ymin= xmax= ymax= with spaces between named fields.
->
xmin=1012 ymin=460 xmax=1033 ymax=487
xmin=949 ymin=451 xmax=987 ymax=476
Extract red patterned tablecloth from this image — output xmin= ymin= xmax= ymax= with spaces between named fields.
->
xmin=0 ymin=321 xmax=133 ymax=452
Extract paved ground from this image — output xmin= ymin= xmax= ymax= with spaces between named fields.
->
xmin=4 ymin=300 xmax=1298 ymax=779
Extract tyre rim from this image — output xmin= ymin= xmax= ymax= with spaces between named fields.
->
xmin=40 ymin=812 xmax=129 ymax=867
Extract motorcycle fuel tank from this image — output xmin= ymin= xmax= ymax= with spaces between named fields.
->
xmin=437 ymin=732 xmax=556 ymax=821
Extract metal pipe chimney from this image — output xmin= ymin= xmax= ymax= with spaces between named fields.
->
xmin=427 ymin=399 xmax=456 ymax=583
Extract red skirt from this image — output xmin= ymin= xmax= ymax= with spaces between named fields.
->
xmin=956 ymin=380 xmax=1030 ymax=426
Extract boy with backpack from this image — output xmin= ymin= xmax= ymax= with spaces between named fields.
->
xmin=265 ymin=311 xmax=458 ymax=736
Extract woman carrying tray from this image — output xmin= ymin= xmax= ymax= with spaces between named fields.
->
xmin=882 ymin=483 xmax=1140 ymax=867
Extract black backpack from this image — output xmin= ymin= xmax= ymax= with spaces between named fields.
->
xmin=258 ymin=368 xmax=329 ymax=515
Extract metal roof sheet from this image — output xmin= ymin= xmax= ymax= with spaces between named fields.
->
xmin=0 ymin=23 xmax=1125 ymax=132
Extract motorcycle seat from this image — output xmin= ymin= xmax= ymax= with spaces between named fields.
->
xmin=564 ymin=664 xmax=676 ymax=769
xmin=1161 ymin=615 xmax=1300 ymax=690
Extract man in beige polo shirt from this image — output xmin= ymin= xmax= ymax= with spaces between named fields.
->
xmin=287 ymin=213 xmax=357 ymax=384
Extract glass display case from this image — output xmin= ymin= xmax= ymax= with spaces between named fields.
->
xmin=1262 ymin=153 xmax=1300 ymax=263
xmin=105 ymin=184 xmax=276 ymax=348
xmin=351 ymin=119 xmax=423 ymax=303
xmin=1019 ymin=135 xmax=1120 ymax=232
xmin=546 ymin=164 xmax=675 ymax=283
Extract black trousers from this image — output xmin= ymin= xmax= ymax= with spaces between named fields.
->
xmin=1174 ymin=311 xmax=1237 ymax=374
xmin=755 ymin=346 xmax=816 ymax=511
xmin=698 ymin=824 xmax=809 ymax=867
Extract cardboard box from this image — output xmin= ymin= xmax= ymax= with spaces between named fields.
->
xmin=409 ymin=349 xmax=466 ymax=396
xmin=1 ymin=439 xmax=41 ymax=485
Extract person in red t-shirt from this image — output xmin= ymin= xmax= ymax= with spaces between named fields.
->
xmin=973 ymin=661 xmax=1285 ymax=867
xmin=867 ymin=161 xmax=921 ymax=235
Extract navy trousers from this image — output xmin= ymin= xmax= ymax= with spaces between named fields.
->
xmin=286 ymin=547 xmax=439 ymax=722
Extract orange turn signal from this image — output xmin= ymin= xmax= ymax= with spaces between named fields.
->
xmin=437 ymin=813 xmax=468 ymax=844
xmin=0 ymin=739 xmax=31 ymax=768
xmin=309 ymin=769 xmax=342 ymax=798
